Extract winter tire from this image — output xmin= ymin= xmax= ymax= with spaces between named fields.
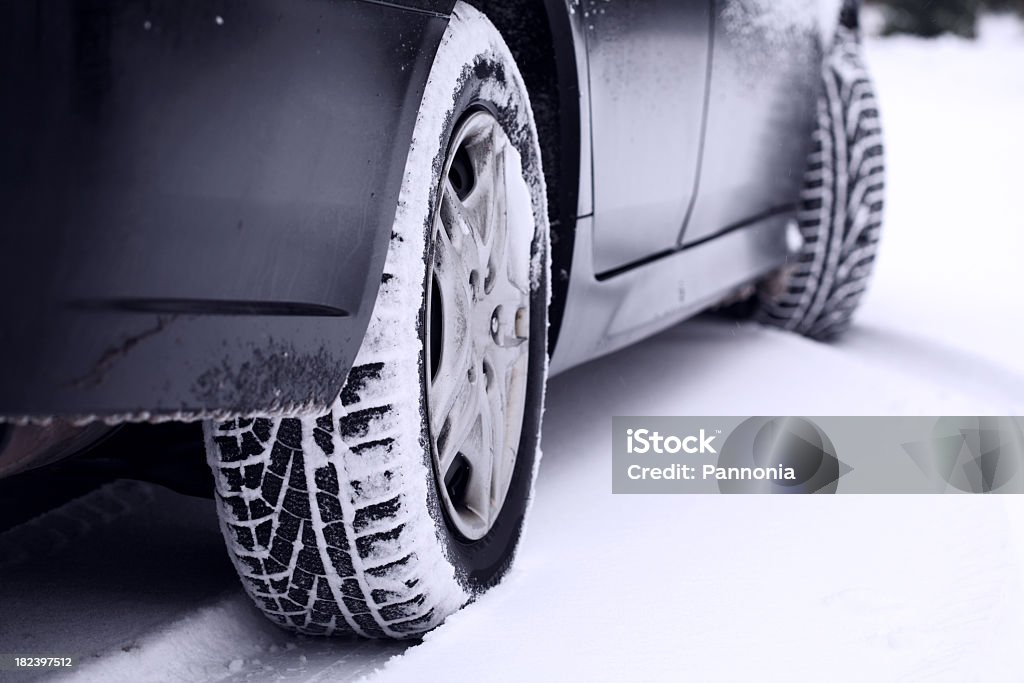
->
xmin=756 ymin=24 xmax=885 ymax=339
xmin=204 ymin=3 xmax=550 ymax=639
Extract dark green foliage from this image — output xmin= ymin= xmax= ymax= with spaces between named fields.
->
xmin=869 ymin=0 xmax=1024 ymax=38
xmin=881 ymin=0 xmax=981 ymax=38
xmin=984 ymin=0 xmax=1024 ymax=11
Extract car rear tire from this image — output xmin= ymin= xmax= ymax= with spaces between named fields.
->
xmin=756 ymin=25 xmax=885 ymax=340
xmin=204 ymin=2 xmax=550 ymax=638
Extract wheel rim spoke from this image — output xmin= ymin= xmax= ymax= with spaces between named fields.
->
xmin=461 ymin=122 xmax=502 ymax=245
xmin=429 ymin=225 xmax=474 ymax=439
xmin=440 ymin=179 xmax=486 ymax=277
xmin=462 ymin=378 xmax=495 ymax=527
xmin=435 ymin=374 xmax=481 ymax=472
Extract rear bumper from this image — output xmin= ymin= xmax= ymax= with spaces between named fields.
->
xmin=0 ymin=0 xmax=448 ymax=421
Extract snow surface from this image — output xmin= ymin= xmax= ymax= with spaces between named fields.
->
xmin=844 ymin=14 xmax=1024 ymax=395
xmin=2 ymin=14 xmax=1023 ymax=683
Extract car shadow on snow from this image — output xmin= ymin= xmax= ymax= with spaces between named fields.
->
xmin=0 ymin=480 xmax=413 ymax=681
xmin=835 ymin=324 xmax=1024 ymax=411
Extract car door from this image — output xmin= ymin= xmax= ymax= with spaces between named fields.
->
xmin=680 ymin=0 xmax=823 ymax=245
xmin=586 ymin=0 xmax=713 ymax=277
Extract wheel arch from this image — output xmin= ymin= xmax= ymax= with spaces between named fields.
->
xmin=468 ymin=0 xmax=583 ymax=355
xmin=840 ymin=0 xmax=862 ymax=30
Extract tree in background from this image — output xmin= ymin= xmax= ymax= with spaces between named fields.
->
xmin=880 ymin=0 xmax=980 ymax=38
xmin=985 ymin=0 xmax=1024 ymax=13
xmin=871 ymin=0 xmax=1024 ymax=38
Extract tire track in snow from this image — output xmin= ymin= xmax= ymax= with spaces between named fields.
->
xmin=0 ymin=482 xmax=408 ymax=683
xmin=0 ymin=316 xmax=1016 ymax=683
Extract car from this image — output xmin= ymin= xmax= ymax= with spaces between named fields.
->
xmin=0 ymin=0 xmax=884 ymax=638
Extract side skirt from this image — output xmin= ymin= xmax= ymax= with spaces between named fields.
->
xmin=549 ymin=214 xmax=791 ymax=375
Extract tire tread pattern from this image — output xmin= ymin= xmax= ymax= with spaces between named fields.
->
xmin=206 ymin=260 xmax=455 ymax=639
xmin=757 ymin=26 xmax=885 ymax=339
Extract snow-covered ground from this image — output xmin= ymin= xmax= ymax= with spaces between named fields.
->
xmin=3 ymin=14 xmax=1023 ymax=683
xmin=844 ymin=12 xmax=1024 ymax=408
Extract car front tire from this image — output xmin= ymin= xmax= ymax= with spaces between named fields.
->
xmin=756 ymin=23 xmax=886 ymax=340
xmin=204 ymin=2 xmax=550 ymax=638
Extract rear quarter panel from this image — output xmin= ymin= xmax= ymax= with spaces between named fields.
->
xmin=0 ymin=0 xmax=448 ymax=420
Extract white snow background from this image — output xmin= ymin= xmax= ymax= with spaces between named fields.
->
xmin=1 ymin=12 xmax=1023 ymax=683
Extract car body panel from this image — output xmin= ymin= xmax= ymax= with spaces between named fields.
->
xmin=0 ymin=0 xmax=858 ymax=421
xmin=549 ymin=214 xmax=791 ymax=375
xmin=587 ymin=0 xmax=713 ymax=276
xmin=0 ymin=0 xmax=447 ymax=418
xmin=679 ymin=0 xmax=822 ymax=246
xmin=549 ymin=0 xmax=838 ymax=374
